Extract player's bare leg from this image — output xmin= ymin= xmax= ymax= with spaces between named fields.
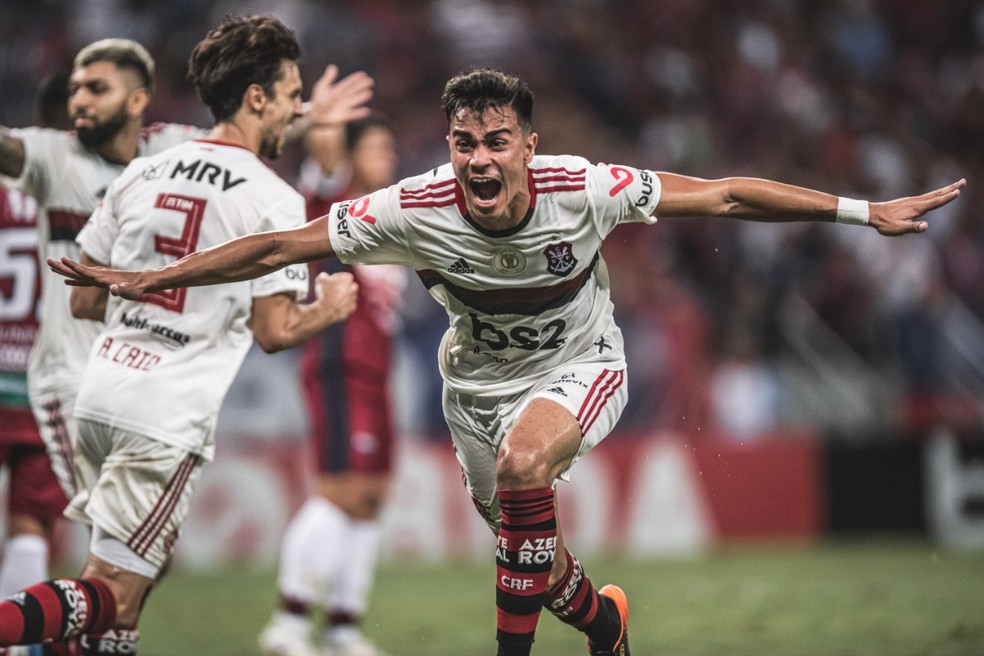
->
xmin=494 ymin=398 xmax=628 ymax=656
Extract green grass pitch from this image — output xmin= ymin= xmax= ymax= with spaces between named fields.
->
xmin=134 ymin=538 xmax=984 ymax=655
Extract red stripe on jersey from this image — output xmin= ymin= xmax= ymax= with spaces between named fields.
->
xmin=578 ymin=369 xmax=623 ymax=433
xmin=400 ymin=197 xmax=457 ymax=209
xmin=400 ymin=178 xmax=456 ymax=198
xmin=533 ymin=183 xmax=586 ymax=193
xmin=529 ymin=166 xmax=586 ymax=200
xmin=531 ymin=166 xmax=587 ymax=177
xmin=531 ymin=172 xmax=586 ymax=184
xmin=399 ymin=185 xmax=457 ymax=208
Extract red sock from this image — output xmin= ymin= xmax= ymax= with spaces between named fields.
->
xmin=0 ymin=578 xmax=116 ymax=645
xmin=544 ymin=549 xmax=620 ymax=646
xmin=544 ymin=549 xmax=600 ymax=628
xmin=495 ymin=487 xmax=556 ymax=652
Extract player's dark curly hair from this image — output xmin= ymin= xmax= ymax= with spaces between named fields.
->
xmin=188 ymin=15 xmax=300 ymax=122
xmin=441 ymin=69 xmax=533 ymax=132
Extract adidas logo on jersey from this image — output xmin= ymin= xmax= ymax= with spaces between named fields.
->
xmin=447 ymin=258 xmax=476 ymax=274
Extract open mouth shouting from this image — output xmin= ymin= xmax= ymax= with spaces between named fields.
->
xmin=469 ymin=176 xmax=502 ymax=209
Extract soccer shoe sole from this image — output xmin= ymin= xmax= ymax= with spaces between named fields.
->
xmin=587 ymin=584 xmax=630 ymax=656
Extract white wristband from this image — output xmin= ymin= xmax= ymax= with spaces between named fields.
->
xmin=836 ymin=197 xmax=869 ymax=226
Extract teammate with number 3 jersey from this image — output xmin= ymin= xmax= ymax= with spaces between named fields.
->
xmin=47 ymin=68 xmax=966 ymax=656
xmin=0 ymin=16 xmax=365 ymax=655
xmin=73 ymin=138 xmax=314 ymax=458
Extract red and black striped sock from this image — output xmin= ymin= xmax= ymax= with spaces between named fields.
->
xmin=543 ymin=549 xmax=619 ymax=646
xmin=495 ymin=487 xmax=557 ymax=656
xmin=0 ymin=578 xmax=116 ymax=646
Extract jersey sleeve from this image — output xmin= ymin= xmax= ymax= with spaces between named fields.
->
xmin=326 ymin=184 xmax=412 ymax=266
xmin=249 ymin=190 xmax=310 ymax=299
xmin=76 ymin=172 xmax=127 ymax=265
xmin=586 ymin=161 xmax=661 ymax=235
xmin=5 ymin=127 xmax=63 ymax=200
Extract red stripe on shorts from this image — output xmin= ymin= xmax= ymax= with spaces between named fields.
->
xmin=128 ymin=454 xmax=195 ymax=556
xmin=577 ymin=369 xmax=623 ymax=433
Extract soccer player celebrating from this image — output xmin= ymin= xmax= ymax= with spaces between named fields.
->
xmin=48 ymin=69 xmax=966 ymax=656
xmin=0 ymin=15 xmax=360 ymax=655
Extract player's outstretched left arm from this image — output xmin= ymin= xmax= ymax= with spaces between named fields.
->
xmin=867 ymin=181 xmax=966 ymax=235
xmin=48 ymin=216 xmax=337 ymax=299
xmin=654 ymin=173 xmax=966 ymax=236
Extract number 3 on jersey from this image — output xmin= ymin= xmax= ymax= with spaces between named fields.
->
xmin=144 ymin=193 xmax=205 ymax=312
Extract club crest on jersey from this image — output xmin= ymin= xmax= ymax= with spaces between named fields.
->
xmin=492 ymin=247 xmax=526 ymax=275
xmin=543 ymin=242 xmax=577 ymax=277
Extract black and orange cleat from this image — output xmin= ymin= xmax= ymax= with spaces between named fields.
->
xmin=587 ymin=584 xmax=629 ymax=656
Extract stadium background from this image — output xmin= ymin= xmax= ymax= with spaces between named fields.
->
xmin=1 ymin=0 xmax=983 ymax=584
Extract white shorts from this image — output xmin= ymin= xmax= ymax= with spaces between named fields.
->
xmin=29 ymin=388 xmax=79 ymax=500
xmin=67 ymin=418 xmax=204 ymax=574
xmin=443 ymin=362 xmax=627 ymax=530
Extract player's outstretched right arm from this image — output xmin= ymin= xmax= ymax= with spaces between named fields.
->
xmin=0 ymin=127 xmax=27 ymax=178
xmin=48 ymin=215 xmax=337 ymax=300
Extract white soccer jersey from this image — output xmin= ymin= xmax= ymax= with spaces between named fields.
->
xmin=75 ymin=139 xmax=310 ymax=459
xmin=328 ymin=154 xmax=661 ymax=395
xmin=5 ymin=123 xmax=204 ymax=400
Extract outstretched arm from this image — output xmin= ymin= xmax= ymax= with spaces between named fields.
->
xmin=48 ymin=216 xmax=336 ymax=300
xmin=0 ymin=126 xmax=27 ymax=178
xmin=655 ymin=173 xmax=966 ymax=236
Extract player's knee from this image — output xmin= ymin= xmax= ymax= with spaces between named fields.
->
xmin=495 ymin=446 xmax=551 ymax=489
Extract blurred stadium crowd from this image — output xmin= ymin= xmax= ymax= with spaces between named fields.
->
xmin=2 ymin=0 xmax=982 ymax=442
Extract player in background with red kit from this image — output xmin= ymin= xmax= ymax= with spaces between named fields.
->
xmin=260 ymin=112 xmax=404 ymax=656
xmin=0 ymin=70 xmax=74 ymax=656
